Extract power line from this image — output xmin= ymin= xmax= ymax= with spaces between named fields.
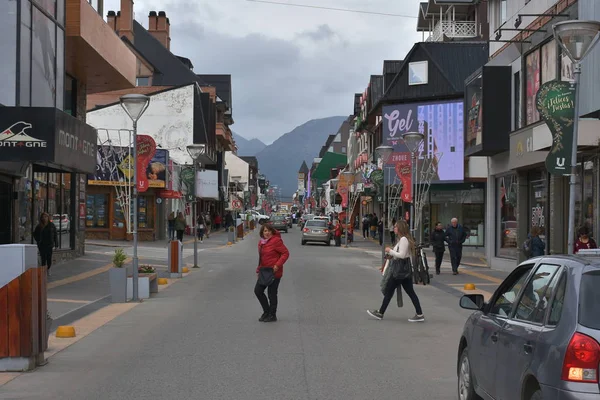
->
xmin=245 ymin=0 xmax=418 ymax=18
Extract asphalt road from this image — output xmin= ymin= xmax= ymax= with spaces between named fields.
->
xmin=2 ymin=227 xmax=473 ymax=400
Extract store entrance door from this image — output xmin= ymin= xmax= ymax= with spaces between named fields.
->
xmin=111 ymin=199 xmax=127 ymax=240
xmin=0 ymin=181 xmax=13 ymax=244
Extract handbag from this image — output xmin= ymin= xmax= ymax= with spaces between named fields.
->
xmin=198 ymin=224 xmax=205 ymax=229
xmin=391 ymin=257 xmax=412 ymax=280
xmin=258 ymin=267 xmax=275 ymax=287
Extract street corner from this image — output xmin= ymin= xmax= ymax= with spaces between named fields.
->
xmin=429 ymin=263 xmax=507 ymax=302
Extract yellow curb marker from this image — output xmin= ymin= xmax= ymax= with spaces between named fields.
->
xmin=182 ymin=267 xmax=189 ymax=273
xmin=55 ymin=326 xmax=76 ymax=338
xmin=157 ymin=278 xmax=168 ymax=285
xmin=464 ymin=283 xmax=477 ymax=290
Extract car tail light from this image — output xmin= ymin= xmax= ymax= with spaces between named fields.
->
xmin=303 ymin=228 xmax=309 ymax=233
xmin=505 ymin=230 xmax=510 ymax=235
xmin=562 ymin=332 xmax=600 ymax=383
xmin=324 ymin=229 xmax=329 ymax=233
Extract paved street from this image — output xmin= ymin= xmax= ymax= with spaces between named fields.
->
xmin=0 ymin=226 xmax=499 ymax=400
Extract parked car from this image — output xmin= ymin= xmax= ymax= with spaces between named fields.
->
xmin=457 ymin=254 xmax=600 ymax=400
xmin=241 ymin=210 xmax=270 ymax=224
xmin=269 ymin=215 xmax=288 ymax=233
xmin=52 ymin=214 xmax=70 ymax=232
xmin=299 ymin=214 xmax=314 ymax=229
xmin=301 ymin=220 xmax=330 ymax=246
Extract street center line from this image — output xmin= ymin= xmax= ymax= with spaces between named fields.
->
xmin=47 ymin=298 xmax=91 ymax=304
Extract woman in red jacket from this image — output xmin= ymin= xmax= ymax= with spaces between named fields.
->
xmin=255 ymin=224 xmax=290 ymax=322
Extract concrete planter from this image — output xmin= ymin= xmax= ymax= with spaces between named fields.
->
xmin=127 ymin=276 xmax=150 ymax=300
xmin=46 ymin=316 xmax=53 ymax=343
xmin=109 ymin=268 xmax=128 ymax=303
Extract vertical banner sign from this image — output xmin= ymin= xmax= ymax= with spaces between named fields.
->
xmin=136 ymin=135 xmax=157 ymax=192
xmin=180 ymin=168 xmax=195 ymax=201
xmin=389 ymin=152 xmax=412 ymax=202
xmin=536 ymin=81 xmax=575 ymax=175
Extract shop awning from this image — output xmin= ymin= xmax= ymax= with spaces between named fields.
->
xmin=0 ymin=107 xmax=98 ymax=174
xmin=312 ymin=152 xmax=347 ymax=182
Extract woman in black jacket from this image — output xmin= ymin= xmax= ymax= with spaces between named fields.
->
xmin=430 ymin=222 xmax=446 ymax=275
xmin=33 ymin=212 xmax=58 ymax=276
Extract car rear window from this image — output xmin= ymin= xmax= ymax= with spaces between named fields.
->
xmin=272 ymin=216 xmax=285 ymax=221
xmin=306 ymin=221 xmax=327 ymax=228
xmin=579 ymin=270 xmax=600 ymax=330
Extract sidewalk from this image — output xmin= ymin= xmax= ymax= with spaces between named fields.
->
xmin=86 ymin=227 xmax=228 ymax=248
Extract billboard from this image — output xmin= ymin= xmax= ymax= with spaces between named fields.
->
xmin=383 ymin=100 xmax=464 ymax=182
xmin=196 ymin=170 xmax=219 ymax=200
xmin=89 ymin=146 xmax=168 ymax=188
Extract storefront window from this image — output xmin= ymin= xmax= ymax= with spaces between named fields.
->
xmin=28 ymin=170 xmax=75 ymax=250
xmin=86 ymin=194 xmax=107 ymax=228
xmin=575 ymin=159 xmax=596 ymax=237
xmin=528 ymin=168 xmax=548 ymax=253
xmin=525 ymin=49 xmax=541 ymax=125
xmin=31 ymin=6 xmax=56 ymax=107
xmin=429 ymin=188 xmax=484 ymax=246
xmin=0 ymin=0 xmax=17 ymax=106
xmin=138 ymin=196 xmax=154 ymax=229
xmin=497 ymin=174 xmax=518 ymax=258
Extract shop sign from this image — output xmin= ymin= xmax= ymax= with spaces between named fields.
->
xmin=195 ymin=170 xmax=218 ymax=200
xmin=536 ymin=80 xmax=575 ymax=176
xmin=0 ymin=107 xmax=98 ymax=173
xmin=157 ymin=189 xmax=182 ymax=199
xmin=136 ymin=135 xmax=157 ymax=193
xmin=387 ymin=152 xmax=412 ymax=202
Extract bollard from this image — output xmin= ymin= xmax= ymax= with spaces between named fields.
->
xmin=168 ymin=240 xmax=183 ymax=278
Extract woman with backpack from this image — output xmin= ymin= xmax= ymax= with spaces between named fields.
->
xmin=367 ymin=220 xmax=425 ymax=322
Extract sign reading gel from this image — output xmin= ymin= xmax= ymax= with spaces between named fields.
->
xmin=384 ymin=108 xmax=414 ymax=138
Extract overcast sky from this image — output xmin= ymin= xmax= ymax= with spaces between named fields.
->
xmin=103 ymin=0 xmax=423 ymax=144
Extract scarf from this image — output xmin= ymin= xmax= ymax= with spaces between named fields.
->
xmin=259 ymin=237 xmax=271 ymax=246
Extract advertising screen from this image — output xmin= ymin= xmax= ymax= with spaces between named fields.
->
xmin=382 ymin=100 xmax=464 ymax=182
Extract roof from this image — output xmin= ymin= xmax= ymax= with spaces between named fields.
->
xmin=380 ymin=41 xmax=488 ymax=105
xmin=197 ymin=75 xmax=232 ymax=109
xmin=130 ymin=21 xmax=205 ymax=86
xmin=369 ymin=75 xmax=384 ymax=110
xmin=298 ymin=161 xmax=309 ymax=174
xmin=312 ymin=152 xmax=347 ymax=181
xmin=383 ymin=60 xmax=403 ymax=93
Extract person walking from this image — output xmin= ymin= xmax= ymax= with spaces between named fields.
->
xmin=255 ymin=224 xmax=289 ymax=322
xmin=378 ymin=218 xmax=384 ymax=246
xmin=430 ymin=222 xmax=446 ymax=275
xmin=389 ymin=217 xmax=397 ymax=244
xmin=444 ymin=218 xmax=467 ymax=275
xmin=214 ymin=213 xmax=222 ymax=230
xmin=197 ymin=214 xmax=206 ymax=243
xmin=33 ymin=212 xmax=58 ymax=277
xmin=574 ymin=225 xmax=597 ymax=254
xmin=204 ymin=213 xmax=212 ymax=238
xmin=370 ymin=213 xmax=378 ymax=239
xmin=174 ymin=212 xmax=186 ymax=242
xmin=334 ymin=219 xmax=342 ymax=247
xmin=367 ymin=220 xmax=425 ymax=322
xmin=167 ymin=211 xmax=175 ymax=241
xmin=362 ymin=214 xmax=370 ymax=239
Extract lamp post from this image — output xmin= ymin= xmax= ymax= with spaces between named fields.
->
xmin=120 ymin=94 xmax=150 ymax=302
xmin=232 ymin=177 xmax=241 ymax=241
xmin=553 ymin=20 xmax=600 ymax=254
xmin=402 ymin=132 xmax=424 ymax=239
xmin=341 ymin=171 xmax=354 ymax=248
xmin=187 ymin=144 xmax=206 ymax=268
xmin=375 ymin=145 xmax=394 ymax=263
xmin=317 ymin=187 xmax=323 ymax=211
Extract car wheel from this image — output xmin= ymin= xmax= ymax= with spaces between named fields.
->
xmin=530 ymin=390 xmax=542 ymax=400
xmin=458 ymin=347 xmax=481 ymax=400
xmin=301 ymin=241 xmax=306 ymax=245
xmin=259 ymin=219 xmax=265 ymax=224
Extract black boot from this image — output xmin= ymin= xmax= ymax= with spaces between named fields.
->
xmin=259 ymin=312 xmax=269 ymax=322
xmin=264 ymin=311 xmax=277 ymax=322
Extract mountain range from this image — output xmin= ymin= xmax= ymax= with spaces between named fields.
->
xmin=233 ymin=116 xmax=347 ymax=200
xmin=232 ymin=132 xmax=267 ymax=156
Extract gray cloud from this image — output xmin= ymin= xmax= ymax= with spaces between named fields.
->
xmin=104 ymin=0 xmax=423 ymax=143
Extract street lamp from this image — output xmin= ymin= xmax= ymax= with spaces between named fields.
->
xmin=120 ymin=94 xmax=150 ymax=302
xmin=187 ymin=143 xmax=206 ymax=269
xmin=402 ymin=132 xmax=424 ymax=236
xmin=376 ymin=145 xmax=394 ymax=263
xmin=317 ymin=187 xmax=323 ymax=210
xmin=554 ymin=20 xmax=600 ymax=255
xmin=341 ymin=171 xmax=354 ymax=248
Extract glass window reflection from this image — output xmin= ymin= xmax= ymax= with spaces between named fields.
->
xmin=0 ymin=0 xmax=18 ymax=106
xmin=31 ymin=7 xmax=56 ymax=107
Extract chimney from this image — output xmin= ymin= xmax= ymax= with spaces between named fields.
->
xmin=106 ymin=10 xmax=117 ymax=31
xmin=148 ymin=10 xmax=171 ymax=50
xmin=117 ymin=0 xmax=134 ymax=42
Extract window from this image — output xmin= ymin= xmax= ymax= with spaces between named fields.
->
xmin=525 ymin=49 xmax=541 ymax=125
xmin=341 ymin=146 xmax=347 ymax=154
xmin=500 ymin=0 xmax=507 ymax=24
xmin=529 ymin=168 xmax=548 ymax=248
xmin=64 ymin=75 xmax=77 ymax=116
xmin=490 ymin=265 xmax=533 ymax=317
xmin=138 ymin=196 xmax=154 ymax=229
xmin=136 ymin=77 xmax=150 ymax=87
xmin=579 ymin=270 xmax=600 ymax=330
xmin=514 ymin=264 xmax=560 ymax=323
xmin=541 ymin=40 xmax=557 ymax=84
xmin=33 ymin=0 xmax=56 ymax=18
xmin=19 ymin=0 xmax=32 ymax=106
xmin=575 ymin=159 xmax=596 ymax=237
xmin=31 ymin=6 xmax=56 ymax=107
xmin=0 ymin=0 xmax=17 ymax=106
xmin=497 ymin=174 xmax=518 ymax=258
xmin=86 ymin=194 xmax=107 ymax=228
xmin=547 ymin=273 xmax=566 ymax=326
xmin=514 ymin=71 xmax=521 ymax=130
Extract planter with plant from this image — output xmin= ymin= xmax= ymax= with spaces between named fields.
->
xmin=109 ymin=249 xmax=128 ymax=303
xmin=138 ymin=264 xmax=156 ymax=274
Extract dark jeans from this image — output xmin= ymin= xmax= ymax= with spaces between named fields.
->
xmin=197 ymin=229 xmax=205 ymax=240
xmin=390 ymin=232 xmax=396 ymax=244
xmin=380 ymin=276 xmax=423 ymax=315
xmin=176 ymin=230 xmax=184 ymax=242
xmin=254 ymin=278 xmax=281 ymax=314
xmin=449 ymin=246 xmax=463 ymax=272
xmin=39 ymin=247 xmax=53 ymax=269
xmin=334 ymin=236 xmax=341 ymax=247
xmin=168 ymin=225 xmax=175 ymax=240
xmin=434 ymin=250 xmax=444 ymax=272
xmin=362 ymin=225 xmax=369 ymax=238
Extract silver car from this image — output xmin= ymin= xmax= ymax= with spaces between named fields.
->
xmin=457 ymin=254 xmax=600 ymax=400
xmin=301 ymin=220 xmax=330 ymax=246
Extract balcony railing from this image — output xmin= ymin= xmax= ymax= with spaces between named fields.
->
xmin=426 ymin=21 xmax=477 ymax=42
